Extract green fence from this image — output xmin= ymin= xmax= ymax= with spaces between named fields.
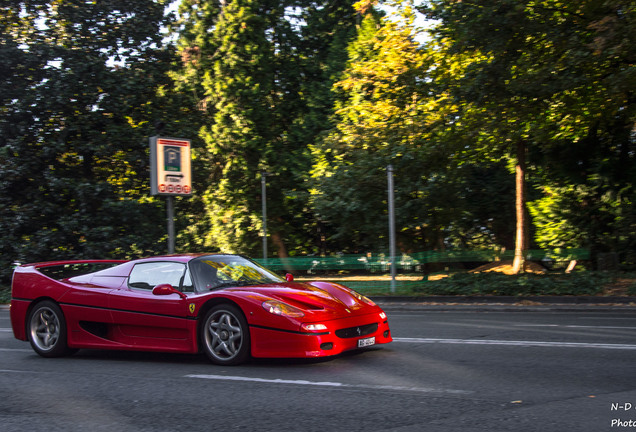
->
xmin=334 ymin=280 xmax=425 ymax=293
xmin=255 ymin=248 xmax=590 ymax=274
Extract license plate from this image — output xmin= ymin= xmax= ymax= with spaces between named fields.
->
xmin=357 ymin=337 xmax=375 ymax=348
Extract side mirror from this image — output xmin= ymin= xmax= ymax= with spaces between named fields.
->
xmin=285 ymin=273 xmax=294 ymax=282
xmin=152 ymin=283 xmax=187 ymax=299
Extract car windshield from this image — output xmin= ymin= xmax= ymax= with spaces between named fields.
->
xmin=189 ymin=255 xmax=284 ymax=292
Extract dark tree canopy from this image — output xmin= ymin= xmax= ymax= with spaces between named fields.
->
xmin=0 ymin=1 xmax=175 ymax=281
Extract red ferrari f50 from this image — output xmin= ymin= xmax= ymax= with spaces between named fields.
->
xmin=10 ymin=254 xmax=392 ymax=365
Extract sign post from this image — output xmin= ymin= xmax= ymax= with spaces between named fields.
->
xmin=387 ymin=165 xmax=396 ymax=293
xmin=150 ymin=137 xmax=192 ymax=254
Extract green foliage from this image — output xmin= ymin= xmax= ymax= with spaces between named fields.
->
xmin=310 ymin=7 xmax=431 ymax=251
xmin=173 ymin=0 xmax=360 ymax=257
xmin=0 ymin=287 xmax=9 ymax=305
xmin=310 ymin=3 xmax=518 ymax=252
xmin=529 ymin=184 xmax=636 ymax=268
xmin=2 ymin=0 xmax=635 ymax=284
xmin=424 ymin=0 xmax=636 ymax=264
xmin=0 ymin=1 xmax=177 ymax=283
xmin=415 ymin=272 xmax=610 ymax=297
xmin=196 ymin=0 xmax=274 ymax=254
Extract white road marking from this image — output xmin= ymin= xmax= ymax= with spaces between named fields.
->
xmin=0 ymin=348 xmax=32 ymax=352
xmin=394 ymin=337 xmax=636 ymax=350
xmin=514 ymin=324 xmax=636 ymax=330
xmin=514 ymin=324 xmax=559 ymax=327
xmin=185 ymin=374 xmax=473 ymax=395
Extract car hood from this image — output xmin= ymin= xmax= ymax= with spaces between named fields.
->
xmin=225 ymin=281 xmax=378 ymax=318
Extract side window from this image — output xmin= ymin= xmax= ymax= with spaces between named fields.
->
xmin=128 ymin=262 xmax=186 ymax=291
xmin=181 ymin=269 xmax=194 ymax=293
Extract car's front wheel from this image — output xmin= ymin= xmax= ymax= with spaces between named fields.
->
xmin=201 ymin=304 xmax=250 ymax=365
xmin=27 ymin=300 xmax=76 ymax=357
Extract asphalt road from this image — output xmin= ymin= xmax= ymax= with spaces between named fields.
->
xmin=2 ymin=305 xmax=636 ymax=432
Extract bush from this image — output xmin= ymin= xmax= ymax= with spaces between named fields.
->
xmin=414 ymin=271 xmax=611 ymax=296
xmin=0 ymin=287 xmax=10 ymax=304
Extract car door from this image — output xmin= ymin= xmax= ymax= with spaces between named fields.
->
xmin=57 ymin=269 xmax=129 ymax=348
xmin=108 ymin=261 xmax=195 ymax=352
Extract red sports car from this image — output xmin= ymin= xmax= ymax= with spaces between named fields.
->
xmin=10 ymin=254 xmax=392 ymax=365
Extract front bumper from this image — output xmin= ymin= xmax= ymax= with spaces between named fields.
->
xmin=249 ymin=311 xmax=392 ymax=358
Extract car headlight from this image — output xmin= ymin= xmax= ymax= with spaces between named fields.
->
xmin=301 ymin=323 xmax=328 ymax=332
xmin=262 ymin=300 xmax=305 ymax=318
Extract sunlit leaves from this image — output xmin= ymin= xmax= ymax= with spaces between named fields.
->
xmin=428 ymin=0 xmax=636 ymax=262
xmin=310 ymin=3 xmax=461 ymax=251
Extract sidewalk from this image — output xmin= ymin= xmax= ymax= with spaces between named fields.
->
xmin=373 ymin=295 xmax=636 ymax=312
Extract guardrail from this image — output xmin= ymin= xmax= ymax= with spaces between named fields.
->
xmin=256 ymin=248 xmax=590 ymax=273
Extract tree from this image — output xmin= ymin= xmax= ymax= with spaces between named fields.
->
xmin=310 ymin=2 xmax=477 ymax=253
xmin=0 ymin=0 xmax=175 ymax=283
xmin=172 ymin=0 xmax=360 ymax=258
xmin=424 ymin=0 xmax=635 ymax=271
xmin=196 ymin=0 xmax=276 ymax=255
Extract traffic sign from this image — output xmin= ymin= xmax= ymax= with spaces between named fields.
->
xmin=150 ymin=137 xmax=192 ymax=196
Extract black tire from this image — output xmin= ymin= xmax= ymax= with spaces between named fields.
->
xmin=27 ymin=300 xmax=76 ymax=357
xmin=201 ymin=304 xmax=250 ymax=365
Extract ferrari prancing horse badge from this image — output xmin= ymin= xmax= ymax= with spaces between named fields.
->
xmin=188 ymin=303 xmax=196 ymax=314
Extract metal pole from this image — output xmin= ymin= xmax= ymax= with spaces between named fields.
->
xmin=261 ymin=172 xmax=268 ymax=265
xmin=167 ymin=195 xmax=175 ymax=254
xmin=387 ymin=165 xmax=397 ymax=293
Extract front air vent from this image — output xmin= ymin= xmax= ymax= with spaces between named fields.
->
xmin=335 ymin=323 xmax=378 ymax=339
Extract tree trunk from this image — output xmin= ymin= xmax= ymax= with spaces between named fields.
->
xmin=270 ymin=231 xmax=288 ymax=258
xmin=512 ymin=141 xmax=528 ymax=274
xmin=271 ymin=231 xmax=293 ymax=273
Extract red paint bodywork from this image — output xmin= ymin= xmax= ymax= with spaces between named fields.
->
xmin=10 ymin=255 xmax=392 ymax=360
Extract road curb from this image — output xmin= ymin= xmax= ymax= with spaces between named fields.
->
xmin=375 ymin=303 xmax=636 ymax=313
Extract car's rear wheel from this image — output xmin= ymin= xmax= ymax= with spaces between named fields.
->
xmin=201 ymin=304 xmax=250 ymax=365
xmin=27 ymin=300 xmax=76 ymax=357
